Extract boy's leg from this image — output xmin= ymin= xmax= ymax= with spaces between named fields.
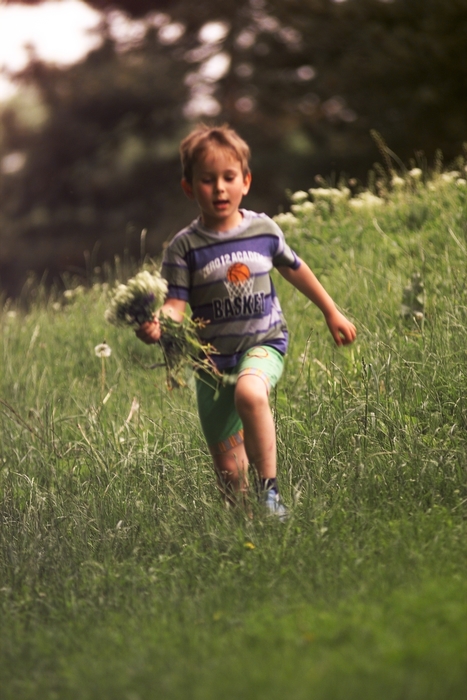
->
xmin=234 ymin=374 xmax=276 ymax=480
xmin=196 ymin=371 xmax=248 ymax=504
xmin=196 ymin=347 xmax=284 ymax=511
xmin=233 ymin=348 xmax=287 ymax=519
xmin=210 ymin=442 xmax=249 ymax=505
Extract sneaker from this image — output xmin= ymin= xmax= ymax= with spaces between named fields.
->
xmin=262 ymin=490 xmax=288 ymax=522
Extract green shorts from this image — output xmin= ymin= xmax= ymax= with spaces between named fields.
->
xmin=195 ymin=346 xmax=284 ymax=455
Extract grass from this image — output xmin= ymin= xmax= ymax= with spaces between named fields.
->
xmin=1 ymin=164 xmax=466 ymax=699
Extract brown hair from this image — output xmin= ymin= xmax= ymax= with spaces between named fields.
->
xmin=180 ymin=123 xmax=251 ymax=183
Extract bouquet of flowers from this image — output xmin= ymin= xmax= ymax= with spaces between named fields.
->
xmin=104 ymin=269 xmax=168 ymax=327
xmin=105 ymin=269 xmax=221 ymax=388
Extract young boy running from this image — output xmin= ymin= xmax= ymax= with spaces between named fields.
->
xmin=136 ymin=124 xmax=356 ymax=518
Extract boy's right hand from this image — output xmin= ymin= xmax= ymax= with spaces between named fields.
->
xmin=135 ymin=318 xmax=161 ymax=344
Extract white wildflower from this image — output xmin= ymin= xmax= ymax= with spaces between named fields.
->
xmin=309 ymin=187 xmax=333 ymax=200
xmin=309 ymin=187 xmax=349 ymax=204
xmin=127 ymin=270 xmax=167 ymax=301
xmin=349 ymin=198 xmax=365 ymax=209
xmin=349 ymin=191 xmax=384 ymax=208
xmin=63 ymin=285 xmax=85 ymax=302
xmin=274 ymin=212 xmax=299 ymax=226
xmin=290 ymin=190 xmax=309 ymax=204
xmin=391 ymin=175 xmax=405 ymax=189
xmin=105 ymin=269 xmax=167 ymax=328
xmin=327 ymin=187 xmax=349 ymax=201
xmin=456 ymin=178 xmax=466 ymax=187
xmin=95 ymin=342 xmax=112 ymax=358
xmin=337 ymin=186 xmax=351 ymax=200
xmin=408 ymin=168 xmax=423 ymax=180
xmin=441 ymin=171 xmax=461 ymax=182
xmin=291 ymin=201 xmax=315 ymax=215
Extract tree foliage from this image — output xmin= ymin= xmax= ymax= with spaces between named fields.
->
xmin=1 ymin=0 xmax=466 ymax=297
xmin=1 ymin=26 xmax=192 ymax=294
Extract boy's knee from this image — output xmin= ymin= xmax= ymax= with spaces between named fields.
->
xmin=234 ymin=376 xmax=269 ymax=415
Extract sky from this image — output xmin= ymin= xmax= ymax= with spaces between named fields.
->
xmin=0 ymin=0 xmax=103 ymax=99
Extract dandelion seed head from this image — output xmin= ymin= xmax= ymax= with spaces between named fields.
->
xmin=95 ymin=342 xmax=112 ymax=358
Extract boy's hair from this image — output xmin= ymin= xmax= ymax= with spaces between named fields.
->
xmin=180 ymin=123 xmax=251 ymax=183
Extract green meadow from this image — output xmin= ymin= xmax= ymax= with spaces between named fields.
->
xmin=1 ymin=165 xmax=466 ymax=699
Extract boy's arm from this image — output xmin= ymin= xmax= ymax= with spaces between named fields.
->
xmin=277 ymin=260 xmax=356 ymax=346
xmin=135 ymin=298 xmax=187 ymax=344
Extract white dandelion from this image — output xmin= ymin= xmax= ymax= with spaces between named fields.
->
xmin=94 ymin=342 xmax=112 ymax=358
xmin=95 ymin=341 xmax=112 ymax=399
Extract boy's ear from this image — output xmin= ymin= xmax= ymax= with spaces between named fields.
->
xmin=181 ymin=178 xmax=195 ymax=200
xmin=242 ymin=172 xmax=252 ymax=195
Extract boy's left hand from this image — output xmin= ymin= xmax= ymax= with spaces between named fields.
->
xmin=325 ymin=309 xmax=357 ymax=346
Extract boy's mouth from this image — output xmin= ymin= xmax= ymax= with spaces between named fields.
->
xmin=213 ymin=199 xmax=229 ymax=208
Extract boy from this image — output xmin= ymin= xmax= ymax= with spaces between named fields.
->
xmin=136 ymin=124 xmax=356 ymax=518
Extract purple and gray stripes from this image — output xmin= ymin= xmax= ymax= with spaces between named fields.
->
xmin=161 ymin=210 xmax=300 ymax=370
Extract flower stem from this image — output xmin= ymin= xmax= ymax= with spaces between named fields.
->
xmin=101 ymin=357 xmax=106 ymax=399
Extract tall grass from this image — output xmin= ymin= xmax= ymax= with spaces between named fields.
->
xmin=1 ymin=165 xmax=466 ymax=699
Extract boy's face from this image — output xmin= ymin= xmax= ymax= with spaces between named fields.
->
xmin=181 ymin=147 xmax=251 ymax=232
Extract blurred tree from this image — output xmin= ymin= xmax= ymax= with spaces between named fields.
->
xmin=1 ymin=26 xmax=192 ymax=295
xmin=1 ymin=0 xmax=466 ymax=297
xmin=257 ymin=0 xmax=467 ymax=171
xmin=73 ymin=0 xmax=467 ymax=174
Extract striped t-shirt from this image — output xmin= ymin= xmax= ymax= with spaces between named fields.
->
xmin=161 ymin=209 xmax=301 ymax=370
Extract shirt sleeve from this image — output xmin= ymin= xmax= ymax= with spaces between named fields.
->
xmin=161 ymin=235 xmax=191 ymax=301
xmin=269 ymin=218 xmax=301 ymax=270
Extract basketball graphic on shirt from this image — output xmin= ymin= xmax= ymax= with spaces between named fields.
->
xmin=226 ymin=262 xmax=250 ymax=284
xmin=225 ymin=262 xmax=254 ymax=301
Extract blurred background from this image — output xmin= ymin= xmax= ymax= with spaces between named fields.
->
xmin=1 ymin=0 xmax=466 ymax=298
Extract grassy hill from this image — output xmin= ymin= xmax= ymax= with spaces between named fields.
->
xmin=1 ymin=164 xmax=466 ymax=699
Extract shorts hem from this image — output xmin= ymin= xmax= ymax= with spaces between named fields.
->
xmin=209 ymin=429 xmax=244 ymax=455
xmin=237 ymin=367 xmax=271 ymax=392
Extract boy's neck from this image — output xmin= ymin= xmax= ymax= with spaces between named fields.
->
xmin=200 ymin=209 xmax=244 ymax=232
